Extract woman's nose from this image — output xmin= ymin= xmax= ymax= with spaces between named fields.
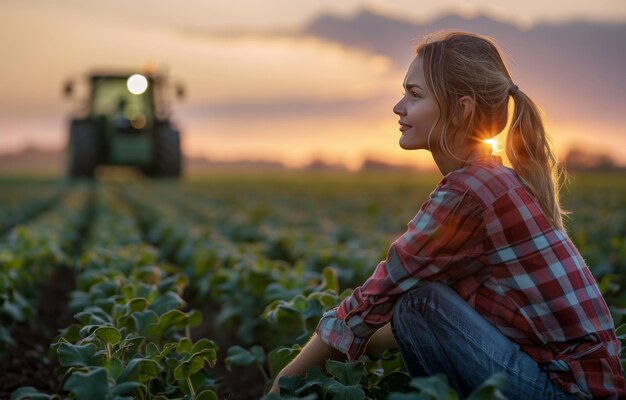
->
xmin=393 ymin=98 xmax=405 ymax=116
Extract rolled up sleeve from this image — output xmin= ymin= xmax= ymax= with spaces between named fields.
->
xmin=316 ymin=178 xmax=486 ymax=360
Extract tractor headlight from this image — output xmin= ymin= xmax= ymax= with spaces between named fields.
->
xmin=127 ymin=74 xmax=148 ymax=95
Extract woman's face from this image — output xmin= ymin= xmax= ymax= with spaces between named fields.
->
xmin=393 ymin=57 xmax=441 ymax=151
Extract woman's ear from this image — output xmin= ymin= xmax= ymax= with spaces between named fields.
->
xmin=459 ymin=95 xmax=474 ymax=120
xmin=452 ymin=95 xmax=474 ymax=126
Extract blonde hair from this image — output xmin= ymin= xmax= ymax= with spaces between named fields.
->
xmin=416 ymin=31 xmax=567 ymax=231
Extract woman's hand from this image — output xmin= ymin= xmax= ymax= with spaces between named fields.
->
xmin=269 ymin=333 xmax=344 ymax=395
xmin=269 ymin=323 xmax=398 ymax=395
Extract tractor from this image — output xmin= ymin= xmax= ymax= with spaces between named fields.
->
xmin=63 ymin=69 xmax=184 ymax=178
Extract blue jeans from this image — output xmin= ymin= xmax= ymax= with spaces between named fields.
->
xmin=391 ymin=282 xmax=576 ymax=400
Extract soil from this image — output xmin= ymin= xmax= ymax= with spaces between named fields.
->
xmin=0 ymin=267 xmax=76 ymax=399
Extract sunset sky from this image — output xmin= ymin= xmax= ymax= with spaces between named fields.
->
xmin=1 ymin=1 xmax=625 ymax=170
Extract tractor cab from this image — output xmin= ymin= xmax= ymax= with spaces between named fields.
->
xmin=64 ymin=70 xmax=184 ymax=178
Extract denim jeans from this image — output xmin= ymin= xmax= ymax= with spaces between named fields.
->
xmin=391 ymin=282 xmax=576 ymax=400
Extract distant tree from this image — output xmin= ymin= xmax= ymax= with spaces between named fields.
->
xmin=359 ymin=158 xmax=416 ymax=172
xmin=302 ymin=159 xmax=348 ymax=172
xmin=563 ymin=148 xmax=619 ymax=171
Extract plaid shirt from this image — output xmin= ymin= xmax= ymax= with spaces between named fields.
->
xmin=316 ymin=158 xmax=626 ymax=399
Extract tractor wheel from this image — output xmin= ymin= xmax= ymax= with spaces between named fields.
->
xmin=152 ymin=123 xmax=182 ymax=178
xmin=68 ymin=119 xmax=99 ymax=179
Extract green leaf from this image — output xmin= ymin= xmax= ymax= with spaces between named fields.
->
xmin=324 ymin=381 xmax=365 ymax=400
xmin=78 ymin=324 xmax=100 ymax=338
xmin=148 ymin=291 xmax=186 ymax=315
xmin=278 ymin=374 xmax=307 ymax=396
xmin=94 ymin=326 xmax=121 ymax=345
xmin=114 ymin=336 xmax=144 ymax=358
xmin=111 ymin=381 xmax=143 ymax=396
xmin=146 ymin=342 xmax=159 ymax=358
xmin=301 ymin=298 xmax=325 ymax=322
xmin=174 ymin=349 xmax=216 ymax=379
xmin=122 ymin=284 xmax=135 ymax=300
xmin=250 ymin=345 xmax=265 ymax=360
xmin=195 ymin=389 xmax=219 ymax=400
xmin=326 ymin=360 xmax=364 ymax=386
xmin=157 ymin=309 xmax=187 ymax=334
xmin=177 ymin=337 xmax=192 ymax=354
xmin=263 ymin=395 xmax=317 ymax=400
xmin=387 ymin=393 xmax=426 ymax=400
xmin=225 ymin=345 xmax=263 ymax=369
xmin=310 ymin=290 xmax=340 ymax=308
xmin=116 ymin=315 xmax=135 ymax=331
xmin=54 ymin=324 xmax=81 ymax=347
xmin=269 ymin=345 xmax=301 ymax=378
xmin=10 ymin=386 xmax=57 ymax=400
xmin=173 ymin=357 xmax=204 ymax=380
xmin=379 ymin=351 xmax=405 ymax=375
xmin=158 ymin=342 xmax=177 ymax=360
xmin=117 ymin=358 xmax=162 ymax=383
xmin=58 ymin=343 xmax=106 ymax=367
xmin=106 ymin=356 xmax=123 ymax=380
xmin=187 ymin=309 xmax=203 ymax=327
xmin=249 ymin=269 xmax=272 ymax=296
xmin=131 ymin=310 xmax=159 ymax=339
xmin=63 ymin=367 xmax=109 ymax=400
xmin=320 ymin=267 xmax=339 ymax=292
xmin=126 ymin=297 xmax=149 ymax=313
xmin=74 ymin=306 xmax=111 ymax=325
xmin=294 ymin=366 xmax=328 ymax=395
xmin=158 ymin=272 xmax=189 ymax=293
xmin=195 ymin=348 xmax=218 ymax=368
xmin=263 ymin=300 xmax=298 ymax=321
xmin=191 ymin=338 xmax=218 ymax=354
xmin=408 ymin=374 xmax=458 ymax=400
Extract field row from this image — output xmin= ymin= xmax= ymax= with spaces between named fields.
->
xmin=1 ymin=173 xmax=625 ymax=399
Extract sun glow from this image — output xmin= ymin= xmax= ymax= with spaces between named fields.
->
xmin=484 ymin=139 xmax=499 ymax=154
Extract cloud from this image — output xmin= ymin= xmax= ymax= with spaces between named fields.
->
xmin=299 ymin=10 xmax=626 ymax=125
xmin=174 ymin=9 xmax=626 ymax=126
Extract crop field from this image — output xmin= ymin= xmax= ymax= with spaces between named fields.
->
xmin=0 ymin=171 xmax=625 ymax=399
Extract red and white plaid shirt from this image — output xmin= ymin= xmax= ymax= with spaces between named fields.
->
xmin=316 ymin=158 xmax=626 ymax=399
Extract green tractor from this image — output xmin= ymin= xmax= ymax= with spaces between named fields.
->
xmin=64 ymin=70 xmax=184 ymax=178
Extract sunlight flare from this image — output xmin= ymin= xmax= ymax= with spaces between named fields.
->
xmin=484 ymin=139 xmax=499 ymax=154
xmin=127 ymin=74 xmax=148 ymax=95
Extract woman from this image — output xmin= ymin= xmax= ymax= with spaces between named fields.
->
xmin=271 ymin=31 xmax=626 ymax=399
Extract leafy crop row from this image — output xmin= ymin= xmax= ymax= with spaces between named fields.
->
xmin=3 ymin=173 xmax=626 ymax=399
xmin=0 ymin=182 xmax=65 ymax=233
xmin=1 ymin=188 xmax=90 ymax=358
xmin=14 ymin=187 xmax=217 ymax=400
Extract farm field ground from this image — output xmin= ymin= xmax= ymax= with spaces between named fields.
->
xmin=1 ymin=171 xmax=625 ymax=399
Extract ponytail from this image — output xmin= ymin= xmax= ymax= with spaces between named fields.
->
xmin=506 ymin=90 xmax=568 ymax=232
xmin=415 ymin=31 xmax=568 ymax=232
